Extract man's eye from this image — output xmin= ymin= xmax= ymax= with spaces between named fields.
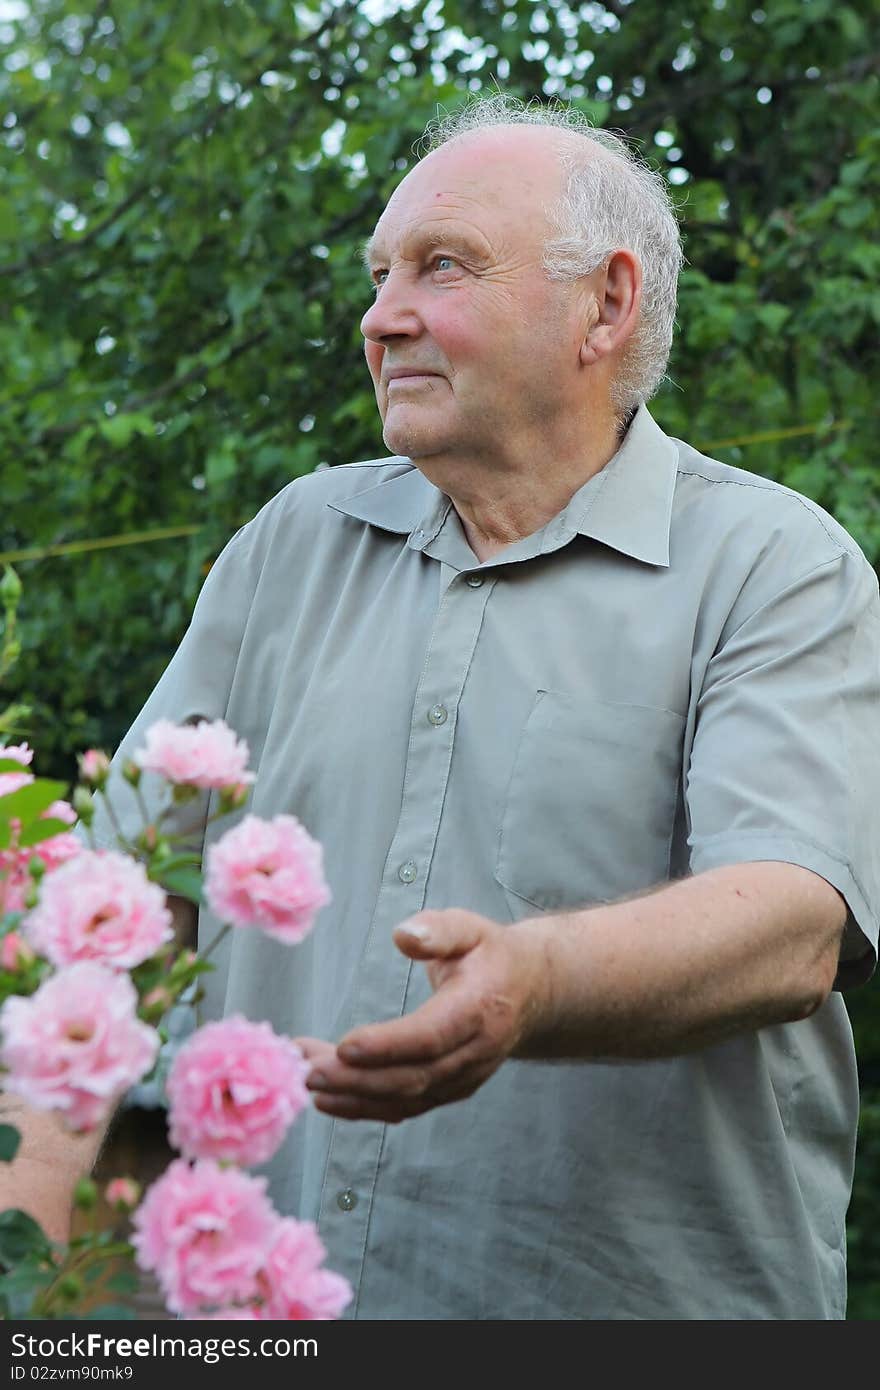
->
xmin=369 ymin=256 xmax=457 ymax=294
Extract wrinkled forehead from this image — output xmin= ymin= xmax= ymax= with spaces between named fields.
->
xmin=367 ymin=128 xmax=570 ymax=258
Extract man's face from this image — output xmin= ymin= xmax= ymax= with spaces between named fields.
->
xmin=360 ymin=128 xmax=589 ymax=469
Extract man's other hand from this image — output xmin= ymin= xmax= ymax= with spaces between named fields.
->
xmin=293 ymin=910 xmax=545 ymax=1123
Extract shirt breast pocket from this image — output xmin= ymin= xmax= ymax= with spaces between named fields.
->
xmin=494 ymin=690 xmax=686 ymax=913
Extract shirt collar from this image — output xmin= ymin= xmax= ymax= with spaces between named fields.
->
xmin=326 ymin=404 xmax=678 ymax=568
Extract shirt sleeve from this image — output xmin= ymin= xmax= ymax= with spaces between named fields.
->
xmin=88 ymin=523 xmax=261 ymax=856
xmin=685 ymin=544 xmax=880 ymax=989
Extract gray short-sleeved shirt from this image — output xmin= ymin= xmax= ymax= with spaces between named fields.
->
xmin=98 ymin=405 xmax=880 ymax=1319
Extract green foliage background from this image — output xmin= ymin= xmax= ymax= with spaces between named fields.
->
xmin=1 ymin=0 xmax=878 ymax=1316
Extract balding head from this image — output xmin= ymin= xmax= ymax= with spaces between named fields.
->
xmin=416 ymin=96 xmax=683 ymax=410
xmin=359 ymin=105 xmax=642 ymax=480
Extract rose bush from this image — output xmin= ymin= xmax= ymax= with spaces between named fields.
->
xmin=0 ymin=566 xmax=349 ymax=1321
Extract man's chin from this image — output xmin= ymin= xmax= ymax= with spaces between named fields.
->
xmin=382 ymin=422 xmax=444 ymax=461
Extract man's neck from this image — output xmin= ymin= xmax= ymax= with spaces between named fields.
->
xmin=437 ymin=407 xmax=636 ymax=563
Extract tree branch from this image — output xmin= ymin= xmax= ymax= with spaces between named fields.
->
xmin=0 ymin=0 xmax=363 ymax=277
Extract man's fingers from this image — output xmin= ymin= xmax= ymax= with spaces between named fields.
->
xmin=306 ymin=1033 xmax=489 ymax=1100
xmin=293 ymin=912 xmax=519 ymax=1122
xmin=292 ymin=1036 xmax=337 ymax=1063
xmin=310 ymin=1092 xmax=427 ymax=1123
xmin=337 ymin=989 xmax=481 ymax=1067
xmin=310 ymin=1059 xmax=499 ymax=1123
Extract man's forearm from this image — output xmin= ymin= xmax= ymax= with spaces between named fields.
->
xmin=0 ymin=1097 xmax=112 ymax=1244
xmin=512 ymin=860 xmax=848 ymax=1061
xmin=288 ymin=861 xmax=850 ymax=1122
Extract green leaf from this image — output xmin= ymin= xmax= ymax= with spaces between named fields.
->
xmin=0 ymin=1255 xmax=56 ymax=1319
xmin=837 ymin=198 xmax=873 ymax=230
xmin=0 ymin=1124 xmax=21 ymax=1162
xmin=98 ymin=412 xmax=155 ymax=448
xmin=0 ymin=1209 xmax=53 ymax=1266
xmin=0 ymin=780 xmax=68 ymax=848
xmin=837 ymin=5 xmax=865 ymax=42
xmin=756 ymin=303 xmax=790 ymax=335
xmin=152 ymin=850 xmax=202 ymax=868
xmin=0 ymin=199 xmax=19 ymax=242
xmin=204 ymin=440 xmax=238 ymax=487
xmin=63 ymin=426 xmax=95 ymax=465
xmin=227 ymin=278 xmax=264 ymax=326
xmin=840 ymin=158 xmax=872 ymax=187
xmin=98 ymin=415 xmax=136 ymax=448
xmin=0 ymin=780 xmax=67 ymax=820
xmin=152 ymin=865 xmax=203 ymax=902
xmin=362 ymin=130 xmax=399 ymax=174
xmin=18 ymin=817 xmax=74 ymax=848
xmin=571 ymin=97 xmax=611 ymax=126
xmin=105 ymin=1267 xmax=141 ymax=1296
xmin=84 ymin=1303 xmax=137 ymax=1319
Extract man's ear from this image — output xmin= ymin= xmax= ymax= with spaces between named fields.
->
xmin=579 ymin=250 xmax=642 ymax=368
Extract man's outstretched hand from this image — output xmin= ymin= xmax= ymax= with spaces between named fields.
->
xmin=293 ymin=909 xmax=547 ymax=1124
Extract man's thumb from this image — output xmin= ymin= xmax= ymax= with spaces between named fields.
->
xmin=392 ymin=909 xmax=485 ymax=960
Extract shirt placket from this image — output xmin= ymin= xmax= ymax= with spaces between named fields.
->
xmin=316 ymin=561 xmax=496 ymax=1315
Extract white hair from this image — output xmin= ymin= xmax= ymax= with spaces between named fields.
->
xmin=418 ymin=93 xmax=684 ymax=414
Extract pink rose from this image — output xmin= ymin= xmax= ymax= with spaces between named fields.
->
xmin=23 ymin=850 xmax=173 ymax=970
xmin=141 ymin=985 xmax=174 ymax=1021
xmin=257 ymin=1219 xmax=352 ymax=1320
xmin=0 ymin=796 xmax=82 ymax=913
xmin=134 ymin=719 xmax=255 ymax=790
xmin=0 ymin=814 xmax=82 ymax=915
xmin=166 ymin=1015 xmax=310 ymax=1166
xmin=33 ymin=801 xmax=82 ymax=877
xmin=32 ymin=830 xmax=82 ymax=875
xmin=0 ymin=963 xmax=160 ymax=1131
xmin=0 ymin=931 xmax=34 ymax=971
xmin=44 ymin=799 xmax=77 ymax=827
xmin=204 ymin=814 xmax=331 ymax=944
xmin=0 ymin=854 xmax=32 ymax=914
xmin=77 ymin=749 xmax=111 ymax=788
xmin=105 ymin=1177 xmax=142 ymax=1211
xmin=131 ymin=1159 xmax=278 ymax=1315
xmin=182 ymin=1220 xmax=352 ymax=1321
xmin=188 ymin=1307 xmax=260 ymax=1320
xmin=0 ymin=742 xmax=34 ymax=798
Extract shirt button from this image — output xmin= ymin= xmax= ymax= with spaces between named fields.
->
xmin=397 ymin=861 xmax=418 ymax=883
xmin=465 ymin=574 xmax=483 ymax=587
xmin=336 ymin=1189 xmax=358 ymax=1212
xmin=427 ymin=703 xmax=448 ymax=725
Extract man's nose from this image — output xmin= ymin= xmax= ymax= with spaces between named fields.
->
xmin=360 ymin=273 xmax=421 ymax=343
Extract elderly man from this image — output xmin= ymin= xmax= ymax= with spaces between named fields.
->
xmin=11 ymin=97 xmax=880 ymax=1319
